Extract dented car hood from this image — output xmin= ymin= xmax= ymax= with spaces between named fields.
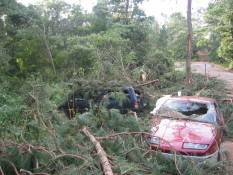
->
xmin=150 ymin=118 xmax=217 ymax=151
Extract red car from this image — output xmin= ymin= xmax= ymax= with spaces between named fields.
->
xmin=148 ymin=96 xmax=225 ymax=163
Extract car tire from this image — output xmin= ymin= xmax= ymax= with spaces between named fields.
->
xmin=218 ymin=146 xmax=230 ymax=161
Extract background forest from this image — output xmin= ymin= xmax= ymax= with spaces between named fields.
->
xmin=0 ymin=0 xmax=233 ymax=174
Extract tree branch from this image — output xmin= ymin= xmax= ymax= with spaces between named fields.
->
xmin=53 ymin=153 xmax=86 ymax=162
xmin=0 ymin=167 xmax=5 ymax=175
xmin=42 ymin=23 xmax=56 ymax=75
xmin=135 ymin=79 xmax=160 ymax=87
xmin=19 ymin=169 xmax=49 ymax=175
xmin=1 ymin=160 xmax=19 ymax=175
xmin=82 ymin=127 xmax=113 ymax=175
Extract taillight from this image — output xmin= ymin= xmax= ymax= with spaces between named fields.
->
xmin=134 ymin=102 xmax=139 ymax=109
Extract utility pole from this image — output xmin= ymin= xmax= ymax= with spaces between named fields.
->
xmin=186 ymin=0 xmax=192 ymax=85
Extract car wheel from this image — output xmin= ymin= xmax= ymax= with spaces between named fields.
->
xmin=218 ymin=147 xmax=230 ymax=161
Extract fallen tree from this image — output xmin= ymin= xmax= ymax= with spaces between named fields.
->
xmin=82 ymin=127 xmax=114 ymax=175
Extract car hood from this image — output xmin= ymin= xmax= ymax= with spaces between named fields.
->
xmin=150 ymin=118 xmax=217 ymax=151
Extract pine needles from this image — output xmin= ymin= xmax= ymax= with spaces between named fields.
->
xmin=0 ymin=75 xmax=231 ymax=175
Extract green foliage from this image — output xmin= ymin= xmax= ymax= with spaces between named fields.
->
xmin=166 ymin=13 xmax=187 ymax=60
xmin=205 ymin=0 xmax=233 ymax=67
xmin=220 ymin=103 xmax=233 ymax=135
xmin=145 ymin=49 xmax=174 ymax=78
xmin=109 ymin=0 xmax=145 ymax=24
xmin=0 ymin=0 xmax=174 ymax=81
xmin=0 ymin=81 xmax=24 ymax=128
xmin=92 ymin=1 xmax=111 ymax=32
xmin=157 ymin=70 xmax=227 ymax=100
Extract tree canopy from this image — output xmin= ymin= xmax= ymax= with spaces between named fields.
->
xmin=204 ymin=0 xmax=233 ymax=67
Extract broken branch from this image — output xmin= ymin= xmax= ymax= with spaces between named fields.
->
xmin=19 ymin=169 xmax=49 ymax=175
xmin=0 ymin=167 xmax=5 ymax=175
xmin=53 ymin=153 xmax=86 ymax=162
xmin=1 ymin=160 xmax=19 ymax=175
xmin=135 ymin=79 xmax=159 ymax=87
xmin=82 ymin=127 xmax=113 ymax=175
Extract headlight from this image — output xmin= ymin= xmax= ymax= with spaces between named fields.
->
xmin=183 ymin=143 xmax=208 ymax=150
xmin=148 ymin=136 xmax=160 ymax=145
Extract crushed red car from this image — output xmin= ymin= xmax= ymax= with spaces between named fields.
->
xmin=148 ymin=96 xmax=226 ymax=163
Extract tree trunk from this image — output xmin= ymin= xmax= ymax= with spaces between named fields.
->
xmin=186 ymin=0 xmax=192 ymax=85
xmin=82 ymin=127 xmax=113 ymax=175
xmin=42 ymin=23 xmax=56 ymax=75
xmin=125 ymin=0 xmax=130 ymax=24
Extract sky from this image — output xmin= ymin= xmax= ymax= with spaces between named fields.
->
xmin=17 ymin=0 xmax=212 ymax=23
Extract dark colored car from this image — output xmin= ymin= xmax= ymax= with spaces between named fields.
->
xmin=58 ymin=86 xmax=144 ymax=118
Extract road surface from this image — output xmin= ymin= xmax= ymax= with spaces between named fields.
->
xmin=191 ymin=62 xmax=233 ymax=97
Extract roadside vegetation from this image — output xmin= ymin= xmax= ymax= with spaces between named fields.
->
xmin=1 ymin=71 xmax=231 ymax=174
xmin=0 ymin=0 xmax=233 ymax=174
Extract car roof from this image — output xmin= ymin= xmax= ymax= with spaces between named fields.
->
xmin=169 ymin=96 xmax=216 ymax=103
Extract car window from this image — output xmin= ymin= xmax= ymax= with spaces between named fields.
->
xmin=163 ymin=100 xmax=208 ymax=115
xmin=158 ymin=99 xmax=217 ymax=124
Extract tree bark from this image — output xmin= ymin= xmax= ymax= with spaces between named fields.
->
xmin=186 ymin=0 xmax=192 ymax=85
xmin=125 ymin=0 xmax=130 ymax=24
xmin=82 ymin=127 xmax=113 ymax=175
xmin=0 ymin=167 xmax=5 ymax=175
xmin=42 ymin=23 xmax=56 ymax=75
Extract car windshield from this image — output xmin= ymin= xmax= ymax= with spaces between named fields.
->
xmin=156 ymin=99 xmax=217 ymax=124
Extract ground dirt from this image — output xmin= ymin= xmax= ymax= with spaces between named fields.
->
xmin=191 ymin=62 xmax=233 ymax=98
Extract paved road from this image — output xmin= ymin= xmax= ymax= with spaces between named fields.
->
xmin=191 ymin=62 xmax=233 ymax=97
